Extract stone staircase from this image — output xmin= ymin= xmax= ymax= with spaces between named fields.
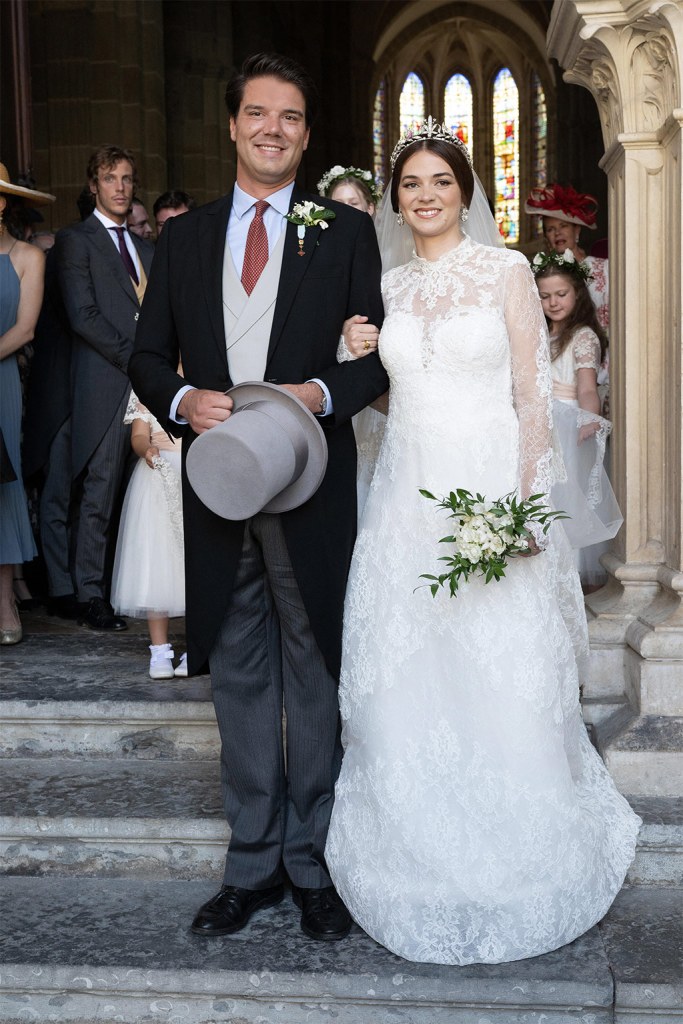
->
xmin=0 ymin=623 xmax=681 ymax=1023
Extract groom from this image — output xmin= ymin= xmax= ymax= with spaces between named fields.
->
xmin=129 ymin=53 xmax=388 ymax=940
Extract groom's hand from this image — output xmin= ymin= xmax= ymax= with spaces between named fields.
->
xmin=178 ymin=388 xmax=234 ymax=434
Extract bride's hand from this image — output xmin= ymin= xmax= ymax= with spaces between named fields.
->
xmin=342 ymin=314 xmax=379 ymax=358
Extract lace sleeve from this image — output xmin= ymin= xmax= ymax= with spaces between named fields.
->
xmin=572 ymin=327 xmax=601 ymax=372
xmin=123 ymin=390 xmax=157 ymax=427
xmin=503 ymin=258 xmax=553 ymax=501
xmin=336 ymin=335 xmax=358 ymax=363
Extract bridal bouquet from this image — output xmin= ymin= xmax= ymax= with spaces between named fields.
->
xmin=419 ymin=488 xmax=567 ymax=597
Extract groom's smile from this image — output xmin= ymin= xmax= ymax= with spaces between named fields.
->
xmin=230 ymin=75 xmax=310 ymax=197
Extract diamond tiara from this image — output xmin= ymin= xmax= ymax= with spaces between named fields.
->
xmin=390 ymin=115 xmax=473 ymax=171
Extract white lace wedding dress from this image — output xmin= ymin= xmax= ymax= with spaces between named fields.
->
xmin=325 ymin=236 xmax=640 ymax=965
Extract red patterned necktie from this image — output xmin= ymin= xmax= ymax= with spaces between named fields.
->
xmin=241 ymin=200 xmax=269 ymax=295
xmin=111 ymin=226 xmax=139 ymax=285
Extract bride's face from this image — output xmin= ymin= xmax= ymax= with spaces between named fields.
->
xmin=398 ymin=150 xmax=464 ymax=246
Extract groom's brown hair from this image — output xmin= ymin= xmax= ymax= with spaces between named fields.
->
xmin=225 ymin=52 xmax=318 ymax=127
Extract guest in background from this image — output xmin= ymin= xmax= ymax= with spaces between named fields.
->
xmin=532 ymin=249 xmax=621 ymax=590
xmin=317 ymin=164 xmax=380 ymax=217
xmin=30 ymin=231 xmax=55 ymax=252
xmin=318 ymin=165 xmax=385 ymax=517
xmin=153 ymin=190 xmax=196 ymax=235
xmin=55 ymin=144 xmax=154 ymax=631
xmin=525 ymin=183 xmax=610 ymax=415
xmin=111 ymin=386 xmax=186 ymax=679
xmin=22 ymin=188 xmax=97 ymax=620
xmin=0 ymin=163 xmax=55 ymax=644
xmin=127 ymin=197 xmax=154 ymax=240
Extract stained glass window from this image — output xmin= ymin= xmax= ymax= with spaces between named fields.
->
xmin=444 ymin=73 xmax=473 ymax=160
xmin=493 ymin=68 xmax=519 ymax=243
xmin=373 ymin=79 xmax=386 ymax=191
xmin=532 ymin=73 xmax=547 ymax=236
xmin=399 ymin=72 xmax=425 ymax=134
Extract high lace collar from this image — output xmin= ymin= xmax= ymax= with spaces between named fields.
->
xmin=411 ymin=233 xmax=473 ymax=272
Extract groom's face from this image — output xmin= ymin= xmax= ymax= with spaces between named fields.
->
xmin=230 ymin=75 xmax=310 ymax=195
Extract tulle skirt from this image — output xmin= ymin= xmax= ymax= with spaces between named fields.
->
xmin=111 ymin=450 xmax=185 ymax=617
xmin=551 ymin=399 xmax=622 ymax=584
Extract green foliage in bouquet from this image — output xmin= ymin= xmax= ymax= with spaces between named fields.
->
xmin=419 ymin=488 xmax=568 ymax=598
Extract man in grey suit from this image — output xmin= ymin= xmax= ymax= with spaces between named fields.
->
xmin=130 ymin=54 xmax=388 ymax=941
xmin=55 ymin=145 xmax=154 ymax=630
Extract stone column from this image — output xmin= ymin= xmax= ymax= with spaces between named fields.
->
xmin=548 ymin=0 xmax=683 ymax=797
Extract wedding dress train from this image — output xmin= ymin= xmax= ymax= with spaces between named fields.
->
xmin=325 ymin=236 xmax=640 ymax=965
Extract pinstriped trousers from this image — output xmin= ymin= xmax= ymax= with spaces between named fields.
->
xmin=209 ymin=512 xmax=342 ymax=890
xmin=73 ymin=390 xmax=131 ymax=602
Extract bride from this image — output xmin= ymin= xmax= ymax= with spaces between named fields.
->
xmin=324 ymin=120 xmax=640 ymax=965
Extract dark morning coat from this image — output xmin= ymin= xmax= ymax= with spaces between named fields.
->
xmin=54 ymin=214 xmax=154 ymax=478
xmin=129 ymin=186 xmax=389 ymax=676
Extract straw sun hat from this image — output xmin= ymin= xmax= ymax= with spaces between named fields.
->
xmin=0 ymin=162 xmax=56 ymax=206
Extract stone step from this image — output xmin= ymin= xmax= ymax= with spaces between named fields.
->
xmin=1 ymin=758 xmax=681 ymax=887
xmin=596 ymin=712 xmax=683 ymax=797
xmin=0 ymin=758 xmax=228 ymax=879
xmin=0 ymin=633 xmax=217 ymax=761
xmin=1 ymin=877 xmax=680 ymax=1023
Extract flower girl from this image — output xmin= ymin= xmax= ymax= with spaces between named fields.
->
xmin=533 ymin=250 xmax=622 ymax=586
xmin=111 ymin=388 xmax=186 ymax=678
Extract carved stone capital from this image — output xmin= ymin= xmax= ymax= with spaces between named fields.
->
xmin=548 ymin=0 xmax=683 ymax=149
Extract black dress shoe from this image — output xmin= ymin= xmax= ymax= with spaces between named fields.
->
xmin=191 ymin=884 xmax=285 ymax=936
xmin=78 ymin=597 xmax=128 ymax=631
xmin=47 ymin=593 xmax=80 ymax=620
xmin=292 ymin=885 xmax=352 ymax=941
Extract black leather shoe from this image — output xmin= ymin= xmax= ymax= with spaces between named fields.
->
xmin=292 ymin=885 xmax=352 ymax=941
xmin=191 ymin=884 xmax=285 ymax=936
xmin=78 ymin=597 xmax=128 ymax=631
xmin=47 ymin=593 xmax=80 ymax=620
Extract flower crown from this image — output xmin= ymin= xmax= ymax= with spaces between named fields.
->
xmin=531 ymin=249 xmax=592 ymax=281
xmin=317 ymin=165 xmax=382 ymax=204
xmin=390 ymin=115 xmax=473 ymax=171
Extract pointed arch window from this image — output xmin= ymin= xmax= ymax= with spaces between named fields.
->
xmin=493 ymin=68 xmax=519 ymax=243
xmin=532 ymin=72 xmax=547 ymax=236
xmin=399 ymin=72 xmax=425 ymax=134
xmin=444 ymin=73 xmax=473 ymax=160
xmin=373 ymin=79 xmax=387 ymax=191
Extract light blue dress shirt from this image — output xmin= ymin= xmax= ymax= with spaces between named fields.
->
xmin=93 ymin=208 xmax=141 ymax=277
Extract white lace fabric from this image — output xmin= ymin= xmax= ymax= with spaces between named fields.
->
xmin=325 ymin=238 xmax=640 ymax=965
xmin=123 ymin=391 xmax=183 ymax=545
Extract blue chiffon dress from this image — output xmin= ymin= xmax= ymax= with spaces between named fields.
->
xmin=0 ymin=252 xmax=37 ymax=563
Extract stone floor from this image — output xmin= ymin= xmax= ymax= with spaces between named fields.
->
xmin=0 ymin=606 xmax=681 ymax=1023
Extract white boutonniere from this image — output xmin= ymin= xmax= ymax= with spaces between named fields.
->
xmin=285 ymin=201 xmax=335 ymax=256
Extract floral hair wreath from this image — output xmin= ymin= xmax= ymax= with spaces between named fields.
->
xmin=531 ymin=248 xmax=592 ymax=282
xmin=317 ymin=165 xmax=382 ymax=205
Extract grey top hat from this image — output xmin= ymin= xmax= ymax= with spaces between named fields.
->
xmin=185 ymin=381 xmax=328 ymax=521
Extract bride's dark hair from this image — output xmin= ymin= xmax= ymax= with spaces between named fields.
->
xmin=390 ymin=140 xmax=474 ymax=213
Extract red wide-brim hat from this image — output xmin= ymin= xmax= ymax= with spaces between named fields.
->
xmin=524 ymin=184 xmax=598 ymax=229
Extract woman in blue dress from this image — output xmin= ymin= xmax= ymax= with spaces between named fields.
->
xmin=0 ymin=164 xmax=54 ymax=644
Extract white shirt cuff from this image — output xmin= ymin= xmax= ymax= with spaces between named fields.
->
xmin=307 ymin=378 xmax=333 ymax=416
xmin=170 ymin=384 xmax=195 ymax=424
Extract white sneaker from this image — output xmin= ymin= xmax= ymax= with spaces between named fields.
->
xmin=174 ymin=652 xmax=188 ymax=677
xmin=149 ymin=643 xmax=175 ymax=679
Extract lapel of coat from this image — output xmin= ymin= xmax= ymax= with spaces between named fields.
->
xmin=198 ymin=194 xmax=232 ymax=369
xmin=267 ymin=186 xmax=323 ymax=365
xmin=87 ymin=215 xmax=138 ymax=305
xmin=131 ymin=233 xmax=153 ymax=279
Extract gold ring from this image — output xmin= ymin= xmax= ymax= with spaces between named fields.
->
xmin=363 ymin=340 xmax=370 ymax=351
